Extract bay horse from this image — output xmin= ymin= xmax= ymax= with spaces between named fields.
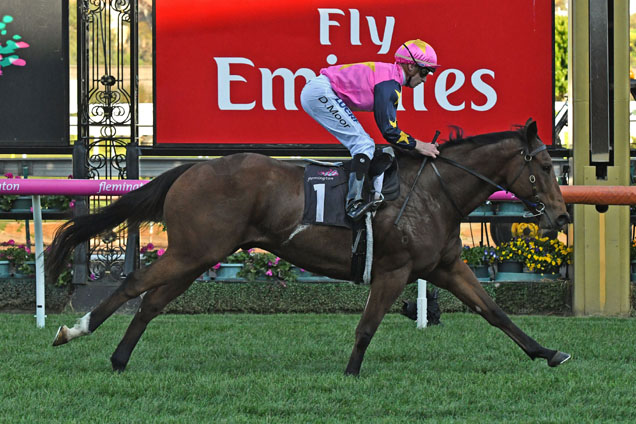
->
xmin=48 ymin=119 xmax=571 ymax=375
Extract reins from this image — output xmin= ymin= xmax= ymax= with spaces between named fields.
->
xmin=394 ymin=136 xmax=549 ymax=226
xmin=393 ymin=131 xmax=439 ymax=226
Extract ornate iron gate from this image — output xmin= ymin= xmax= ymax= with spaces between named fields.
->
xmin=73 ymin=0 xmax=139 ymax=283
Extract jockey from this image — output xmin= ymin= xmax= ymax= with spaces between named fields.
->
xmin=300 ymin=39 xmax=441 ymax=221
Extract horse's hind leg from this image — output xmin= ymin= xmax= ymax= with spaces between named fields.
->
xmin=110 ymin=279 xmax=195 ymax=371
xmin=53 ymin=251 xmax=204 ymax=346
xmin=429 ymin=260 xmax=570 ymax=367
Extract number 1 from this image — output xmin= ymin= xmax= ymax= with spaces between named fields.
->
xmin=313 ymin=183 xmax=325 ymax=222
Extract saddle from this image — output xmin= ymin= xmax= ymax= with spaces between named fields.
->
xmin=302 ymin=146 xmax=400 ymax=284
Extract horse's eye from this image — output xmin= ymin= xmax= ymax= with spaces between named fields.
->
xmin=542 ymin=165 xmax=552 ymax=173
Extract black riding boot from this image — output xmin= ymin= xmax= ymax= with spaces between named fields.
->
xmin=346 ymin=154 xmax=372 ymax=221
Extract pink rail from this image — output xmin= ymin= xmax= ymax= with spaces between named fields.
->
xmin=0 ymin=179 xmax=147 ymax=196
xmin=2 ymin=179 xmax=636 ymax=205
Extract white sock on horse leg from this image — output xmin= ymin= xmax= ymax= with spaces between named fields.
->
xmin=66 ymin=312 xmax=92 ymax=340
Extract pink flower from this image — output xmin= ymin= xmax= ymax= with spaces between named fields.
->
xmin=212 ymin=263 xmax=221 ymax=270
xmin=7 ymin=240 xmax=14 ymax=245
xmin=157 ymin=249 xmax=165 ymax=256
xmin=4 ymin=173 xmax=13 ymax=178
xmin=268 ymin=261 xmax=273 ymax=266
xmin=265 ymin=269 xmax=273 ymax=277
xmin=275 ymin=257 xmax=280 ymax=265
xmin=89 ymin=273 xmax=97 ymax=280
xmin=69 ymin=200 xmax=75 ymax=209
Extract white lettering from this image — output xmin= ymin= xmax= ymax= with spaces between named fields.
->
xmin=318 ymin=8 xmax=394 ymax=53
xmin=214 ymin=57 xmax=256 ymax=111
xmin=260 ymin=68 xmax=316 ymax=110
xmin=366 ymin=15 xmax=395 ymax=54
xmin=435 ymin=69 xmax=466 ymax=111
xmin=0 ymin=181 xmax=19 ymax=191
xmin=413 ymin=83 xmax=427 ymax=111
xmin=318 ymin=8 xmax=344 ymax=45
xmin=350 ymin=9 xmax=361 ymax=45
xmin=471 ymin=69 xmax=497 ymax=111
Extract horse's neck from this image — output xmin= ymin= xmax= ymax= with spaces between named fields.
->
xmin=396 ymin=138 xmax=519 ymax=218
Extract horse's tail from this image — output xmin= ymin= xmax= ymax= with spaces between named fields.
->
xmin=46 ymin=163 xmax=196 ymax=281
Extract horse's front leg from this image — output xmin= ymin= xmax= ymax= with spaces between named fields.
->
xmin=345 ymin=267 xmax=411 ymax=376
xmin=429 ymin=259 xmax=570 ymax=367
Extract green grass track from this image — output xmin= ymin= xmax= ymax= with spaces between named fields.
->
xmin=1 ymin=313 xmax=635 ymax=423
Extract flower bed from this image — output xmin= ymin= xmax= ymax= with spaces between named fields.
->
xmin=0 ymin=240 xmax=72 ymax=285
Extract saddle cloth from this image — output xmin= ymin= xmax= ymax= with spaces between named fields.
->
xmin=301 ymin=146 xmax=400 ymax=229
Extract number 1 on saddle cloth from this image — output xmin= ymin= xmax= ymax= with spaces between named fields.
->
xmin=301 ymin=147 xmax=400 ymax=228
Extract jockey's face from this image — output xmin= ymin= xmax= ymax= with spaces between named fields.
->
xmin=404 ymin=63 xmax=429 ymax=88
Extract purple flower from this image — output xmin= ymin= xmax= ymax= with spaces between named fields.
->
xmin=7 ymin=240 xmax=14 ymax=246
xmin=265 ymin=269 xmax=273 ymax=277
xmin=146 ymin=243 xmax=154 ymax=251
xmin=157 ymin=249 xmax=165 ymax=256
xmin=212 ymin=263 xmax=221 ymax=270
xmin=4 ymin=173 xmax=13 ymax=179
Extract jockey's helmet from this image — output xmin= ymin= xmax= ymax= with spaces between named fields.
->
xmin=394 ymin=40 xmax=440 ymax=69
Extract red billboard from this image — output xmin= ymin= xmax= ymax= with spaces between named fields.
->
xmin=154 ymin=0 xmax=553 ymax=151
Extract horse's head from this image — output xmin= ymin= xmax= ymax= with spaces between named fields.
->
xmin=505 ymin=119 xmax=570 ymax=230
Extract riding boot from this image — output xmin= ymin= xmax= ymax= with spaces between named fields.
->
xmin=346 ymin=154 xmax=372 ymax=220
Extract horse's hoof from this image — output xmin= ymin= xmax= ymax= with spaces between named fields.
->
xmin=548 ymin=351 xmax=571 ymax=367
xmin=52 ymin=325 xmax=70 ymax=346
xmin=111 ymin=355 xmax=128 ymax=373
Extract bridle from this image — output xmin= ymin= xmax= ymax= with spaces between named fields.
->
xmin=394 ymin=139 xmax=551 ymax=226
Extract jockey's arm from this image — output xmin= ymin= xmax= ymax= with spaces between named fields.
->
xmin=372 ymin=80 xmax=417 ymax=150
xmin=373 ymin=80 xmax=439 ymax=158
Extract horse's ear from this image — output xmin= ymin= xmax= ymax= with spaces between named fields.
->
xmin=524 ymin=118 xmax=538 ymax=142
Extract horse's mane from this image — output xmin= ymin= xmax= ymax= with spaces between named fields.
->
xmin=438 ymin=126 xmax=522 ymax=153
xmin=393 ymin=125 xmax=524 ymax=160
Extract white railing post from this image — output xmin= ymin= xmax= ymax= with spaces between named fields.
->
xmin=32 ymin=195 xmax=46 ymax=328
xmin=416 ymin=279 xmax=427 ymax=329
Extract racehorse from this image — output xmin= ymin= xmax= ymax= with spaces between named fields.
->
xmin=47 ymin=119 xmax=571 ymax=375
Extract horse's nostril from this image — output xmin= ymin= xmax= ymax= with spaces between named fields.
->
xmin=556 ymin=214 xmax=570 ymax=228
